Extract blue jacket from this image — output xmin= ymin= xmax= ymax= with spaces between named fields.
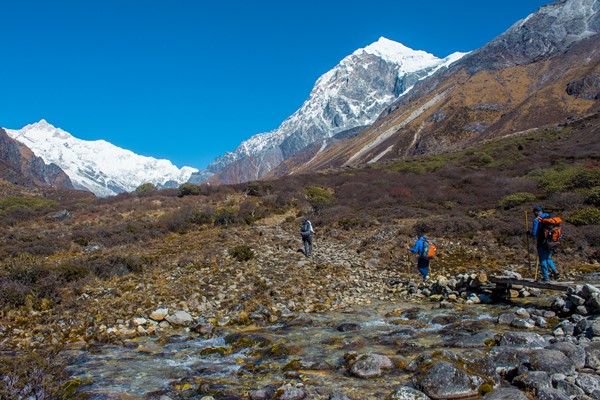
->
xmin=410 ymin=236 xmax=428 ymax=255
xmin=532 ymin=212 xmax=550 ymax=245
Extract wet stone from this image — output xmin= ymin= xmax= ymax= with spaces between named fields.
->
xmin=348 ymin=353 xmax=393 ymax=379
xmin=412 ymin=360 xmax=487 ymax=400
xmin=512 ymin=370 xmax=551 ymax=391
xmin=547 ymin=341 xmax=586 ymax=369
xmin=481 ymin=387 xmax=529 ymax=400
xmin=535 ymin=387 xmax=570 ymax=400
xmin=496 ymin=332 xmax=547 ymax=348
xmin=386 ymin=386 xmax=431 ymax=399
xmin=529 ymin=349 xmax=576 ymax=375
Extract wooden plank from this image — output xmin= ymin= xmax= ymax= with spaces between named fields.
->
xmin=489 ymin=276 xmax=573 ymax=292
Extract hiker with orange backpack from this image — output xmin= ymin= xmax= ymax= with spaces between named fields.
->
xmin=529 ymin=205 xmax=561 ymax=282
xmin=409 ymin=232 xmax=436 ymax=282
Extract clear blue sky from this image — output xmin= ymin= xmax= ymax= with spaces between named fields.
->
xmin=0 ymin=0 xmax=550 ymax=170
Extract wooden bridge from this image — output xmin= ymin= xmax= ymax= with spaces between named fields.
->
xmin=489 ymin=275 xmax=573 ymax=292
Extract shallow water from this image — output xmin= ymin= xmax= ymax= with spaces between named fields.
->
xmin=66 ymin=301 xmax=527 ymax=399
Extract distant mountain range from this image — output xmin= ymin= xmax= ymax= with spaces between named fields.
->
xmin=2 ymin=0 xmax=598 ymax=196
xmin=5 ymin=120 xmax=197 ymax=197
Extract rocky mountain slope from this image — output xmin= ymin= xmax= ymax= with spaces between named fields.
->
xmin=190 ymin=37 xmax=465 ymax=185
xmin=5 ymin=120 xmax=198 ymax=197
xmin=272 ymin=0 xmax=600 ymax=175
xmin=0 ymin=128 xmax=73 ymax=189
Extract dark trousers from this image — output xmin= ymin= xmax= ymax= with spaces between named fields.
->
xmin=303 ymin=236 xmax=313 ymax=257
xmin=417 ymin=257 xmax=430 ymax=280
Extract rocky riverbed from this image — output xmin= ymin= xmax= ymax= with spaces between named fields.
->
xmin=1 ymin=223 xmax=599 ymax=399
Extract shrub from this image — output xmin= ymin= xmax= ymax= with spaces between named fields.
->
xmin=87 ymin=255 xmax=145 ymax=279
xmin=177 ymin=183 xmax=202 ymax=197
xmin=135 ymin=182 xmax=158 ymax=194
xmin=567 ymin=207 xmax=600 ymax=226
xmin=498 ymin=192 xmax=536 ymax=210
xmin=50 ymin=263 xmax=91 ymax=282
xmin=586 ymin=186 xmax=600 ymax=207
xmin=304 ymin=186 xmax=335 ymax=215
xmin=229 ymin=244 xmax=254 ymax=262
xmin=533 ymin=164 xmax=600 ymax=193
xmin=214 ymin=207 xmax=238 ymax=226
xmin=190 ymin=207 xmax=213 ymax=225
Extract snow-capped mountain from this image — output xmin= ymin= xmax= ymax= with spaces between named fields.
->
xmin=190 ymin=37 xmax=466 ymax=184
xmin=5 ymin=120 xmax=198 ymax=197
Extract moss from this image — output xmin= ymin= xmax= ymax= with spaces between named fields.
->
xmin=479 ymin=382 xmax=494 ymax=395
xmin=200 ymin=346 xmax=233 ymax=357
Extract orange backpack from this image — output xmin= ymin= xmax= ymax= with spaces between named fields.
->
xmin=538 ymin=216 xmax=563 ymax=251
xmin=420 ymin=239 xmax=437 ymax=260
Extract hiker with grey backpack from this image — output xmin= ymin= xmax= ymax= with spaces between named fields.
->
xmin=300 ymin=219 xmax=315 ymax=257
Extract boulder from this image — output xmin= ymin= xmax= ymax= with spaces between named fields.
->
xmin=547 ymin=341 xmax=586 ymax=369
xmin=496 ymin=332 xmax=547 ymax=348
xmin=386 ymin=386 xmax=431 ymax=400
xmin=164 ymin=310 xmax=193 ymax=326
xmin=535 ymin=387 xmax=570 ymax=400
xmin=412 ymin=360 xmax=492 ymax=399
xmin=575 ymin=373 xmax=600 ymax=395
xmin=274 ymin=383 xmax=306 ymax=400
xmin=529 ymin=349 xmax=576 ymax=375
xmin=481 ymin=387 xmax=528 ymax=400
xmin=349 ymin=353 xmax=393 ymax=379
xmin=585 ymin=342 xmax=600 ymax=370
xmin=512 ymin=370 xmax=551 ymax=392
xmin=488 ymin=347 xmax=532 ymax=375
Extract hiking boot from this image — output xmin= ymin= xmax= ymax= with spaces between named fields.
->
xmin=552 ymin=271 xmax=561 ymax=280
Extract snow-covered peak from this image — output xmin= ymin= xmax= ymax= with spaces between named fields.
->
xmin=199 ymin=37 xmax=466 ymax=182
xmin=5 ymin=121 xmax=198 ymax=197
xmin=359 ymin=37 xmax=440 ymax=71
xmin=17 ymin=119 xmax=73 ymax=140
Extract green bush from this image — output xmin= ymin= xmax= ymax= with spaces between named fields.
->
xmin=135 ymin=182 xmax=158 ymax=194
xmin=177 ymin=183 xmax=202 ymax=197
xmin=533 ymin=165 xmax=600 ymax=193
xmin=585 ymin=186 xmax=600 ymax=207
xmin=498 ymin=192 xmax=536 ymax=210
xmin=214 ymin=207 xmax=238 ymax=226
xmin=304 ymin=186 xmax=335 ymax=215
xmin=229 ymin=244 xmax=254 ymax=262
xmin=0 ymin=196 xmax=59 ymax=214
xmin=50 ymin=263 xmax=91 ymax=282
xmin=567 ymin=207 xmax=600 ymax=226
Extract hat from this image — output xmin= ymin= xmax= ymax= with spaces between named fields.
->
xmin=533 ymin=205 xmax=543 ymax=212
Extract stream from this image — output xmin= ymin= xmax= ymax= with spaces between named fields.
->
xmin=66 ymin=299 xmax=540 ymax=399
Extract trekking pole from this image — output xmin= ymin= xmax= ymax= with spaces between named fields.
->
xmin=534 ymin=259 xmax=539 ymax=281
xmin=525 ymin=211 xmax=532 ymax=275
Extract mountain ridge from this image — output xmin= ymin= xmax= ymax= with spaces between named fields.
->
xmin=190 ymin=37 xmax=466 ymax=185
xmin=5 ymin=120 xmax=198 ymax=197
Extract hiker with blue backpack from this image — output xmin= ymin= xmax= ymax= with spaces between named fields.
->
xmin=300 ymin=219 xmax=315 ymax=257
xmin=409 ymin=232 xmax=436 ymax=282
xmin=529 ymin=205 xmax=561 ymax=281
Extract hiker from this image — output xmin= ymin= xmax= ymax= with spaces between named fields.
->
xmin=409 ymin=233 xmax=436 ymax=282
xmin=300 ymin=219 xmax=315 ymax=257
xmin=530 ymin=205 xmax=561 ymax=281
